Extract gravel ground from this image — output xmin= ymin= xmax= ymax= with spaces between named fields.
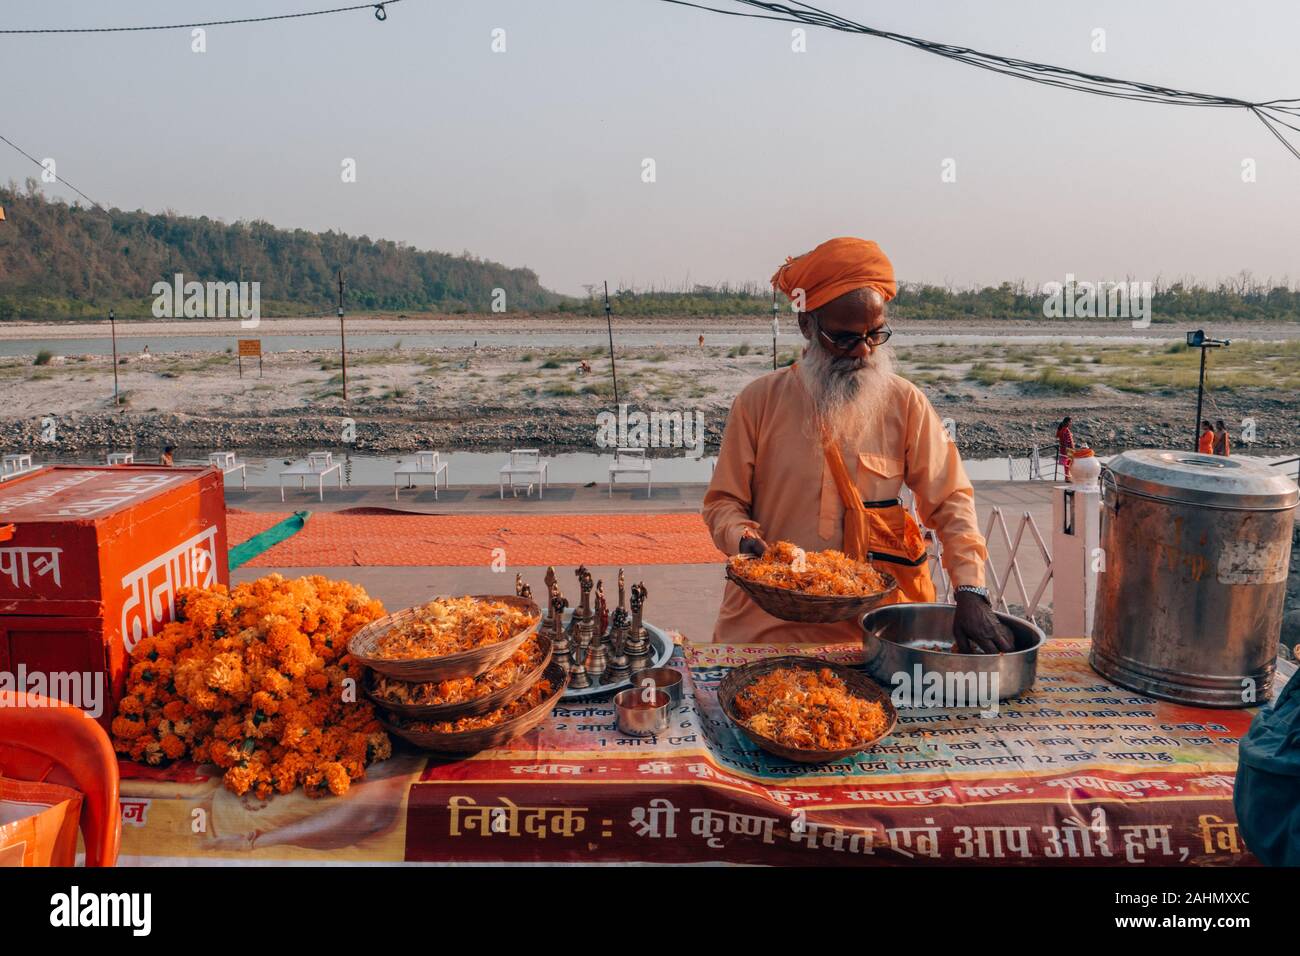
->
xmin=0 ymin=386 xmax=1295 ymax=461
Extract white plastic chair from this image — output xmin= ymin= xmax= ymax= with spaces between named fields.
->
xmin=208 ymin=451 xmax=248 ymax=490
xmin=1 ymin=453 xmax=35 ymax=481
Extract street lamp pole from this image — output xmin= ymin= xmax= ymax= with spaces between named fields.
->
xmin=604 ymin=281 xmax=619 ymax=408
xmin=338 ymin=270 xmax=348 ymax=401
xmin=1187 ymin=329 xmax=1229 ymax=449
xmin=771 ymin=288 xmax=779 ymax=370
xmin=110 ymin=308 xmax=120 ymax=405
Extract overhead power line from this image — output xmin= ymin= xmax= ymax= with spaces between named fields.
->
xmin=0 ymin=1 xmax=401 ymax=34
xmin=0 ymin=133 xmax=106 ymax=210
xmin=0 ymin=3 xmax=404 ymax=205
xmin=656 ymin=0 xmax=1300 ymax=162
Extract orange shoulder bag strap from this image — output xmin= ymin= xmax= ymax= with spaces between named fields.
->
xmin=820 ymin=431 xmax=872 ymax=561
xmin=821 ymin=434 xmax=936 ymax=604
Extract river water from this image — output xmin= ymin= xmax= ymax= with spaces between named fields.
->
xmin=1 ymin=328 xmax=1280 ymax=358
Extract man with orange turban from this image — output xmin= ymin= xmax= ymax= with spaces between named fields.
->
xmin=703 ymin=237 xmax=1013 ymax=652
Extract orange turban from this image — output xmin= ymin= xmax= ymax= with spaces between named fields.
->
xmin=771 ymin=237 xmax=897 ymax=313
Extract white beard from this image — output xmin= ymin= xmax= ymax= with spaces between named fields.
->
xmin=797 ymin=336 xmax=896 ymax=449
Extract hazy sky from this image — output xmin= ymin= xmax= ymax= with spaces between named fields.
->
xmin=3 ymin=1 xmax=1298 ymax=296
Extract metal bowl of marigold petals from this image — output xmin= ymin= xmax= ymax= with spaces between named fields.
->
xmin=718 ymin=656 xmax=897 ymax=764
xmin=382 ymin=661 xmax=568 ymax=755
xmin=726 ymin=552 xmax=897 ymax=624
xmin=348 ymin=594 xmax=541 ymax=682
xmin=363 ymin=631 xmax=553 ymax=721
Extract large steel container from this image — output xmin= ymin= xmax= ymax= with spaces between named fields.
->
xmin=1093 ymin=450 xmax=1298 ymax=707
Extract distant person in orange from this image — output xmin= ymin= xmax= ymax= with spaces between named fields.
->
xmin=160 ymin=446 xmax=175 ymax=466
xmin=1214 ymin=419 xmax=1231 ymax=457
xmin=1056 ymin=416 xmax=1075 ymax=481
xmin=703 ymin=237 xmax=1011 ymax=653
xmin=698 ymin=334 xmax=705 ymax=348
xmin=1198 ymin=420 xmax=1215 ymax=454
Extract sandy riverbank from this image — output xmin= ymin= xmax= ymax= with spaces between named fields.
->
xmin=1 ymin=320 xmax=1297 ymax=458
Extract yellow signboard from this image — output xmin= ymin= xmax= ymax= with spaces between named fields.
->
xmin=237 ymin=339 xmax=261 ymax=357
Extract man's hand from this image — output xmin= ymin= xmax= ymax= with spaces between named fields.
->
xmin=738 ymin=533 xmax=768 ymax=558
xmin=953 ymin=590 xmax=1015 ymax=655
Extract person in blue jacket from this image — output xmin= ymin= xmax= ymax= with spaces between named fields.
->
xmin=1234 ymin=668 xmax=1300 ymax=865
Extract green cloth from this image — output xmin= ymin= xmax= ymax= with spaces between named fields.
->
xmin=227 ymin=511 xmax=309 ymax=570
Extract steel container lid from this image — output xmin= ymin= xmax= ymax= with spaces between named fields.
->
xmin=1104 ymin=449 xmax=1300 ymax=511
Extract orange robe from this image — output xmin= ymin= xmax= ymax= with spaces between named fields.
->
xmin=1198 ymin=430 xmax=1214 ymax=454
xmin=703 ymin=365 xmax=988 ymax=644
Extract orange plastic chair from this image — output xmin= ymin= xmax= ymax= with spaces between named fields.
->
xmin=0 ymin=691 xmax=121 ymax=866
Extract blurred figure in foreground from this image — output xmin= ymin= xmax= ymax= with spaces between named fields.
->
xmin=1234 ymin=673 xmax=1300 ymax=865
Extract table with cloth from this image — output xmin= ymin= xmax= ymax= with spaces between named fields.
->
xmin=115 ymin=638 xmax=1268 ymax=866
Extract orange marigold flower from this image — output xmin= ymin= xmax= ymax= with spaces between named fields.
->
xmin=323 ymin=762 xmax=351 ymax=796
xmin=111 ymin=715 xmax=145 ymax=740
xmin=162 ymin=700 xmax=186 ymax=721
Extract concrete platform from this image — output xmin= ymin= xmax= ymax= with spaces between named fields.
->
xmin=227 ymin=480 xmax=1059 ymax=639
xmin=226 ymin=479 xmax=1055 ymax=519
xmin=225 ymin=482 xmax=707 ymax=514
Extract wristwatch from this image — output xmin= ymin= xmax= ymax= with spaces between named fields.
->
xmin=954 ymin=585 xmax=991 ymax=603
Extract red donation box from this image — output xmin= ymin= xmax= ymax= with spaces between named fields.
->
xmin=0 ymin=466 xmax=229 ymax=730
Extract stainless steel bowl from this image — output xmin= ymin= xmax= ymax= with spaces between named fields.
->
xmin=629 ymin=667 xmax=684 ymax=710
xmin=860 ymin=603 xmax=1045 ymax=705
xmin=614 ymin=688 xmax=671 ymax=736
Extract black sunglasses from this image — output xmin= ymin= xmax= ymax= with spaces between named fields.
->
xmin=816 ymin=323 xmax=893 ymax=351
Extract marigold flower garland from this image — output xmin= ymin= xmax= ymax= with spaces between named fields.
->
xmin=111 ymin=573 xmax=392 ymax=799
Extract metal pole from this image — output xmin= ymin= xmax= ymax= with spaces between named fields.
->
xmin=604 ymin=281 xmax=619 ymax=407
xmin=771 ymin=288 xmax=778 ymax=370
xmin=1194 ymin=345 xmax=1207 ymax=449
xmin=110 ymin=308 xmax=120 ymax=405
xmin=338 ymin=270 xmax=348 ymax=401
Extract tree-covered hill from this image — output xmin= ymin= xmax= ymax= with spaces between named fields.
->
xmin=558 ymin=279 xmax=1300 ymax=323
xmin=0 ymin=181 xmax=565 ymax=318
xmin=4 ymin=181 xmax=1297 ymax=324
